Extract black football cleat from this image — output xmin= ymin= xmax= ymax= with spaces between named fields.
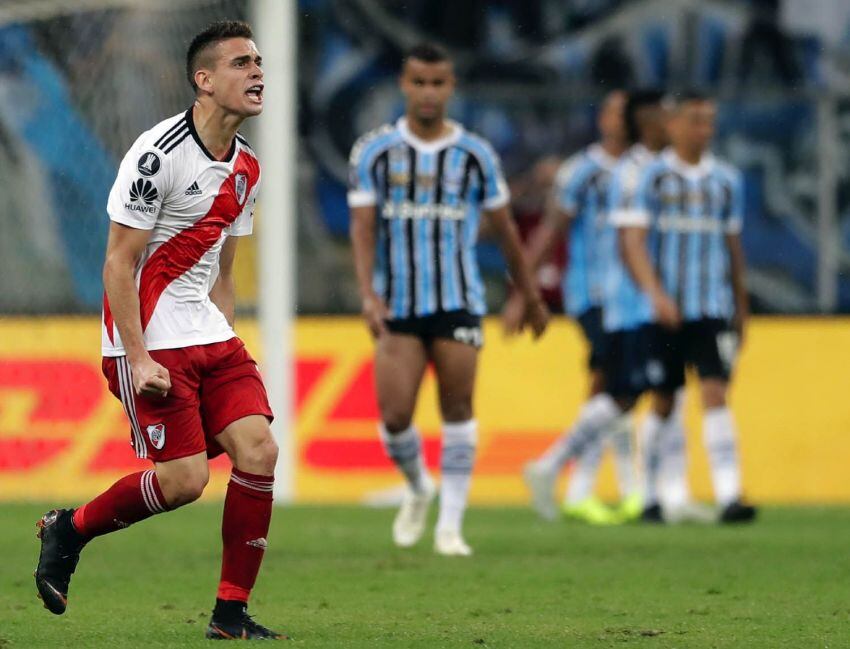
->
xmin=719 ymin=499 xmax=757 ymax=524
xmin=34 ymin=509 xmax=86 ymax=615
xmin=641 ymin=503 xmax=664 ymax=524
xmin=206 ymin=600 xmax=288 ymax=640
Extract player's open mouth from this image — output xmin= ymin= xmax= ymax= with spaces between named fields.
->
xmin=246 ymin=84 xmax=264 ymax=102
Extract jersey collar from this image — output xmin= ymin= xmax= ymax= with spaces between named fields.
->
xmin=397 ymin=117 xmax=463 ymax=153
xmin=628 ymin=143 xmax=655 ymax=165
xmin=186 ymin=107 xmax=237 ymax=163
xmin=662 ymin=147 xmax=715 ymax=180
xmin=587 ymin=143 xmax=621 ymax=171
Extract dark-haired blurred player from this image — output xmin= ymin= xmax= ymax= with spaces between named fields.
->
xmin=619 ymin=91 xmax=756 ymax=523
xmin=605 ymin=91 xmax=708 ymax=523
xmin=348 ymin=43 xmax=548 ymax=556
xmin=515 ymin=91 xmax=641 ymax=524
xmin=34 ymin=21 xmax=288 ymax=639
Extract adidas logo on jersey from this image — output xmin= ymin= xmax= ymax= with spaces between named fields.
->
xmin=185 ymin=181 xmax=202 ymax=196
xmin=126 ymin=178 xmax=158 ymax=214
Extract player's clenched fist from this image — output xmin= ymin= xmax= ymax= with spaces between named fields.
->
xmin=131 ymin=356 xmax=171 ymax=397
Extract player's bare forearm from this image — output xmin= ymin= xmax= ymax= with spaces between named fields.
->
xmin=211 ymin=236 xmax=238 ymax=327
xmin=621 ymin=227 xmax=663 ymax=297
xmin=621 ymin=226 xmax=680 ymax=328
xmin=350 ymin=205 xmax=379 ymax=300
xmin=488 ymin=206 xmax=543 ymax=303
xmin=524 ymin=217 xmax=567 ymax=275
xmin=103 ymin=223 xmax=152 ymax=365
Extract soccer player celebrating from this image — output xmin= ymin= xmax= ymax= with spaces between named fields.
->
xmin=618 ymin=91 xmax=756 ymax=523
xmin=34 ymin=21 xmax=287 ymax=638
xmin=517 ymin=91 xmax=642 ymax=524
xmin=348 ymin=43 xmax=549 ymax=556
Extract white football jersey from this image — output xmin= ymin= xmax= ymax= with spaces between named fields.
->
xmin=102 ymin=108 xmax=260 ymax=357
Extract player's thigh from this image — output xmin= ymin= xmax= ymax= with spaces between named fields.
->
xmin=374 ymin=332 xmax=429 ymax=429
xmin=198 ymin=338 xmax=274 ymax=459
xmin=429 ymin=338 xmax=478 ymax=421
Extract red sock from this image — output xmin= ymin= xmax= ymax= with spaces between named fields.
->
xmin=72 ymin=469 xmax=168 ymax=539
xmin=217 ymin=468 xmax=274 ymax=603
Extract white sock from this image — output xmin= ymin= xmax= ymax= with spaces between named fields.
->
xmin=703 ymin=407 xmax=741 ymax=507
xmin=657 ymin=410 xmax=691 ymax=511
xmin=565 ymin=434 xmax=604 ymax=504
xmin=536 ymin=393 xmax=622 ymax=474
xmin=638 ymin=411 xmax=664 ymax=507
xmin=379 ymin=423 xmax=432 ymax=495
xmin=436 ymin=419 xmax=477 ymax=533
xmin=610 ymin=414 xmax=638 ymax=499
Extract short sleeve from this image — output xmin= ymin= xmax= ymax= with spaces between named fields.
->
xmin=553 ymin=156 xmax=588 ymax=215
xmin=106 ymin=135 xmax=173 ymax=230
xmin=347 ymin=134 xmax=380 ymax=208
xmin=477 ymin=141 xmax=510 ymax=210
xmin=228 ymin=174 xmax=260 ymax=237
xmin=611 ymin=163 xmax=654 ymax=228
xmin=724 ymin=169 xmax=744 ymax=235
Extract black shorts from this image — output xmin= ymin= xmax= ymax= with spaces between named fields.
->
xmin=385 ymin=309 xmax=483 ymax=348
xmin=644 ymin=318 xmax=739 ymax=392
xmin=602 ymin=327 xmax=654 ymax=398
xmin=576 ymin=307 xmax=607 ymax=370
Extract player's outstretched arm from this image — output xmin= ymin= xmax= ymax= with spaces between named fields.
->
xmin=726 ymin=233 xmax=749 ymax=345
xmin=210 ymin=235 xmax=238 ymax=327
xmin=350 ymin=205 xmax=388 ymax=338
xmin=103 ymin=222 xmax=171 ymax=396
xmin=620 ymin=227 xmax=680 ymax=329
xmin=488 ymin=205 xmax=549 ymax=338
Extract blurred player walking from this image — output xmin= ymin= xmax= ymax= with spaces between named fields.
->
xmin=517 ymin=91 xmax=642 ymax=524
xmin=604 ymin=91 xmax=706 ymax=524
xmin=619 ymin=91 xmax=756 ymax=523
xmin=348 ymin=43 xmax=548 ymax=556
xmin=34 ymin=21 xmax=287 ymax=639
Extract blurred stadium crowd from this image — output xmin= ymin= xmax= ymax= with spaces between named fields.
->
xmin=1 ymin=0 xmax=850 ymax=314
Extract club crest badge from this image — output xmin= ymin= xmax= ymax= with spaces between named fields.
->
xmin=146 ymin=423 xmax=166 ymax=450
xmin=235 ymin=172 xmax=248 ymax=206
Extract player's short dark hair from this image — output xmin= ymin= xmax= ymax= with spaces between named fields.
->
xmin=625 ymin=89 xmax=665 ymax=143
xmin=666 ymin=88 xmax=713 ymax=112
xmin=404 ymin=42 xmax=450 ymax=66
xmin=186 ymin=20 xmax=254 ymax=91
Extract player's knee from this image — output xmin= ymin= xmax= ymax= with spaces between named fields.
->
xmin=701 ymin=380 xmax=727 ymax=409
xmin=440 ymin=399 xmax=473 ymax=422
xmin=237 ymin=431 xmax=278 ymax=474
xmin=653 ymin=392 xmax=676 ymax=419
xmin=162 ymin=470 xmax=209 ymax=507
xmin=381 ymin=412 xmax=414 ymax=434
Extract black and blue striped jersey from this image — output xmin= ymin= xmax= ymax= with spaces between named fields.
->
xmin=347 ymin=118 xmax=509 ymax=320
xmin=611 ymin=148 xmax=744 ymax=323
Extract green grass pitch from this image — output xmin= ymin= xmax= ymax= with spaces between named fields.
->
xmin=3 ymin=503 xmax=849 ymax=647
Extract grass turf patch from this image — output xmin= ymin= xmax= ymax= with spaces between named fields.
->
xmin=4 ymin=504 xmax=849 ymax=647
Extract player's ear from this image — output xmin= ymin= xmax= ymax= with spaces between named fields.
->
xmin=194 ymin=68 xmax=213 ymax=95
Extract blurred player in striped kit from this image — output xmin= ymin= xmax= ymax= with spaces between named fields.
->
xmin=348 ymin=43 xmax=549 ymax=556
xmin=619 ymin=91 xmax=756 ymax=523
xmin=604 ymin=90 xmax=706 ymax=524
xmin=515 ymin=91 xmax=643 ymax=524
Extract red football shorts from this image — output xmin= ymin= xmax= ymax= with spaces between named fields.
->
xmin=102 ymin=337 xmax=273 ymax=463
